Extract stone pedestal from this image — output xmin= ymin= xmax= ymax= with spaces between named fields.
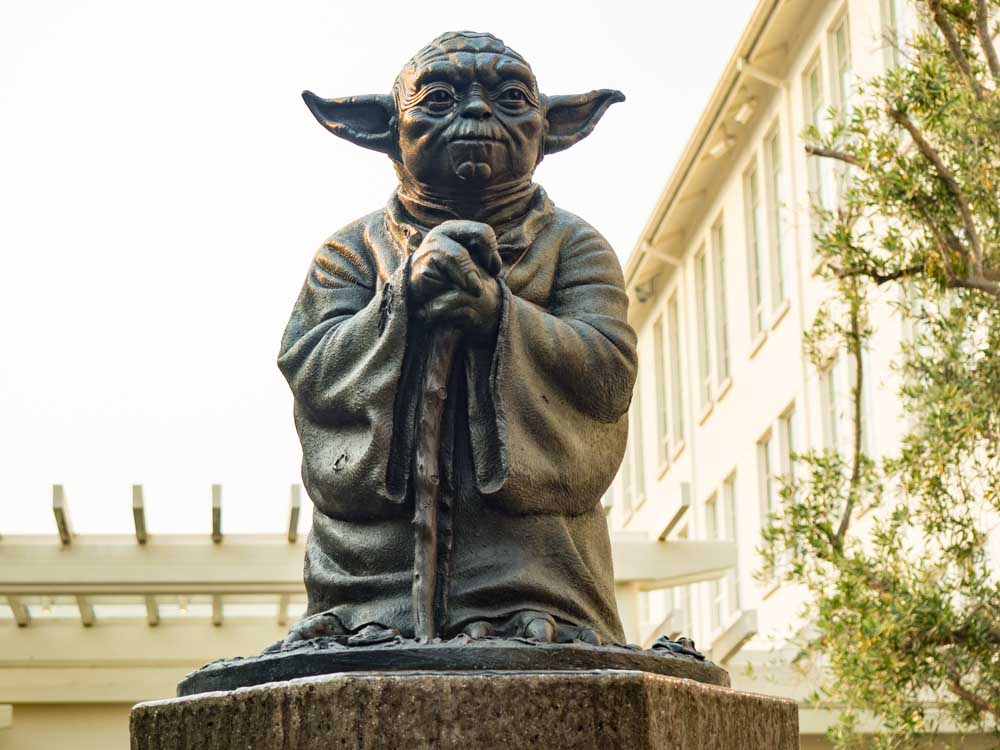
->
xmin=131 ymin=670 xmax=798 ymax=749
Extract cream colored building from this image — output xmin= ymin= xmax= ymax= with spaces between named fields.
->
xmin=610 ymin=0 xmax=994 ymax=746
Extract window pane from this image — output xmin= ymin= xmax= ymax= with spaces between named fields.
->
xmin=745 ymin=166 xmax=765 ymax=335
xmin=820 ymin=362 xmax=839 ymax=450
xmin=757 ymin=434 xmax=776 ymax=524
xmin=779 ymin=407 xmax=796 ymax=481
xmin=694 ymin=248 xmax=712 ymax=406
xmin=668 ymin=295 xmax=685 ymax=445
xmin=705 ymin=493 xmax=719 ymax=540
xmin=766 ymin=129 xmax=788 ymax=307
xmin=711 ymin=220 xmax=731 ymax=381
xmin=632 ymin=382 xmax=646 ymax=503
xmin=722 ymin=474 xmax=737 ymax=541
xmin=652 ymin=318 xmax=670 ymax=465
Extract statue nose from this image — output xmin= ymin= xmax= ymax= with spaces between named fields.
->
xmin=461 ymin=97 xmax=492 ymax=119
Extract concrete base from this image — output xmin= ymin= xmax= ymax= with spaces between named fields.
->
xmin=131 ymin=670 xmax=798 ymax=749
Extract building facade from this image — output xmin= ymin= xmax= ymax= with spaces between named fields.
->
xmin=610 ymin=0 xmax=994 ymax=746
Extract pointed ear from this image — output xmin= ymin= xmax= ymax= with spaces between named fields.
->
xmin=302 ymin=91 xmax=398 ymax=158
xmin=543 ymin=89 xmax=625 ymax=155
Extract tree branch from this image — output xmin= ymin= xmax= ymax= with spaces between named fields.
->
xmin=927 ymin=0 xmax=987 ymax=101
xmin=890 ymin=108 xmax=985 ymax=275
xmin=834 ymin=264 xmax=925 ymax=285
xmin=806 ymin=144 xmax=863 ymax=168
xmin=835 ymin=303 xmax=865 ymax=545
xmin=975 ymin=0 xmax=1000 ymax=81
xmin=947 ymin=674 xmax=1000 ymax=719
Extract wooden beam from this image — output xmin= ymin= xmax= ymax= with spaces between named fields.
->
xmin=641 ymin=609 xmax=684 ymax=649
xmin=0 ymin=533 xmax=717 ymax=597
xmin=211 ymin=595 xmax=223 ymax=626
xmin=610 ymin=538 xmax=737 ymax=589
xmin=657 ymin=482 xmax=691 ymax=541
xmin=52 ymin=485 xmax=73 ymax=546
xmin=76 ymin=595 xmax=95 ymax=627
xmin=0 ymin=534 xmax=306 ymax=596
xmin=710 ymin=609 xmax=758 ymax=665
xmin=287 ymin=485 xmax=301 ymax=543
xmin=211 ymin=485 xmax=222 ymax=543
xmin=132 ymin=485 xmax=148 ymax=544
xmin=7 ymin=596 xmax=30 ymax=627
xmin=144 ymin=595 xmax=159 ymax=627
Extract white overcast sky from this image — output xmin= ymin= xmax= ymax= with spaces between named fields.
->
xmin=0 ymin=0 xmax=756 ymax=534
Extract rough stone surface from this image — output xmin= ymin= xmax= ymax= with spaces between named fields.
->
xmin=132 ymin=670 xmax=798 ymax=749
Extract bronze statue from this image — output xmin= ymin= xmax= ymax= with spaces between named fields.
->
xmin=277 ymin=30 xmax=636 ymax=648
xmin=176 ymin=31 xmax=729 ymax=698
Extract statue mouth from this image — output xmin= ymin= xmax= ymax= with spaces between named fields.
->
xmin=450 ymin=134 xmax=504 ymax=144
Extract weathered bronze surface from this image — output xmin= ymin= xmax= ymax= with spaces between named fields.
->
xmin=178 ymin=31 xmax=724 ymax=694
xmin=280 ymin=30 xmax=634 ymax=647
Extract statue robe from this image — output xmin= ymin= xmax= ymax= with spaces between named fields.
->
xmin=278 ymin=187 xmax=637 ymax=644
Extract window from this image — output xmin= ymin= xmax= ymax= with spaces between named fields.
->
xmin=757 ymin=431 xmax=778 ymax=524
xmin=830 ymin=15 xmax=854 ymax=114
xmin=705 ymin=492 xmax=719 ymax=540
xmin=667 ymin=294 xmax=685 ymax=449
xmin=883 ymin=0 xmax=915 ymax=66
xmin=804 ymin=57 xmax=835 ymax=230
xmin=621 ymin=445 xmax=633 ymax=515
xmin=711 ymin=219 xmax=731 ymax=382
xmin=652 ymin=317 xmax=670 ymax=465
xmin=744 ymin=165 xmax=766 ymax=336
xmin=707 ymin=475 xmax=740 ymax=633
xmin=694 ymin=246 xmax=713 ymax=407
xmin=622 ymin=381 xmax=646 ymax=515
xmin=765 ymin=127 xmax=788 ymax=309
xmin=632 ymin=384 xmax=646 ymax=504
xmin=821 ymin=353 xmax=876 ymax=456
xmin=820 ymin=362 xmax=839 ymax=451
xmin=778 ymin=406 xmax=797 ymax=482
xmin=674 ymin=523 xmax=697 ymax=638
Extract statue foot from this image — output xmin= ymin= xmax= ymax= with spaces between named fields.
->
xmin=280 ymin=610 xmax=348 ymax=649
xmin=494 ymin=610 xmax=603 ymax=645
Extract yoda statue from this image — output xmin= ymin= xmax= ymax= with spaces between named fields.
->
xmin=277 ymin=30 xmax=637 ymax=649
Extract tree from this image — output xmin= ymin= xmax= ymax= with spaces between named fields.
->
xmin=760 ymin=1 xmax=1000 ymax=746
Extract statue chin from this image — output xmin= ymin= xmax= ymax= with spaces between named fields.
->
xmin=454 ymin=160 xmax=493 ymax=181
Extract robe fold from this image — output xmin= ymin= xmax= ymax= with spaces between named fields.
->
xmin=278 ymin=187 xmax=637 ymax=644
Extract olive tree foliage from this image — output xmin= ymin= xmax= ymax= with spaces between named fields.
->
xmin=759 ymin=1 xmax=1000 ymax=745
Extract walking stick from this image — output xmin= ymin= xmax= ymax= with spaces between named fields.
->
xmin=411 ymin=327 xmax=460 ymax=640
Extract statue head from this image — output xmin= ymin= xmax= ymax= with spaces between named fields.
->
xmin=303 ymin=31 xmax=623 ymax=196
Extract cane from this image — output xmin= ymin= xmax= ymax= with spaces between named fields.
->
xmin=411 ymin=327 xmax=461 ymax=641
xmin=410 ymin=223 xmax=499 ymax=641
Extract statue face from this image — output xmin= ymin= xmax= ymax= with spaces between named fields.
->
xmin=394 ymin=52 xmax=545 ymax=191
xmin=302 ymin=31 xmax=625 ymax=195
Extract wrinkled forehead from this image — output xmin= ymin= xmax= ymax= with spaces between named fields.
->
xmin=395 ymin=33 xmax=537 ymax=95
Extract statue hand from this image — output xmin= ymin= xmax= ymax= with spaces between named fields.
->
xmin=408 ymin=220 xmax=501 ymax=306
xmin=415 ymin=277 xmax=501 ymax=343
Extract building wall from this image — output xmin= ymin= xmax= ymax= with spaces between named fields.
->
xmin=608 ymin=0 xmax=986 ymax=742
xmin=0 ymin=704 xmax=131 ymax=750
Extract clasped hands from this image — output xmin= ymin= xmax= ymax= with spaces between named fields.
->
xmin=408 ymin=220 xmax=502 ymax=343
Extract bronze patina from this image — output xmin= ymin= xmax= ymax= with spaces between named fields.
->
xmin=178 ymin=31 xmax=727 ymax=696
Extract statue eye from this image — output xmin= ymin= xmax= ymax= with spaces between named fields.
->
xmin=424 ymin=88 xmax=455 ymax=111
xmin=499 ymin=88 xmax=526 ymax=103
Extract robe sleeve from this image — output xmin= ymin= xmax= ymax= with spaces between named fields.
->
xmin=466 ymin=221 xmax=638 ymax=517
xmin=278 ymin=225 xmax=422 ymax=520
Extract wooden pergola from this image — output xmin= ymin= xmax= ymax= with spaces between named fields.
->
xmin=0 ymin=483 xmax=743 ymax=704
